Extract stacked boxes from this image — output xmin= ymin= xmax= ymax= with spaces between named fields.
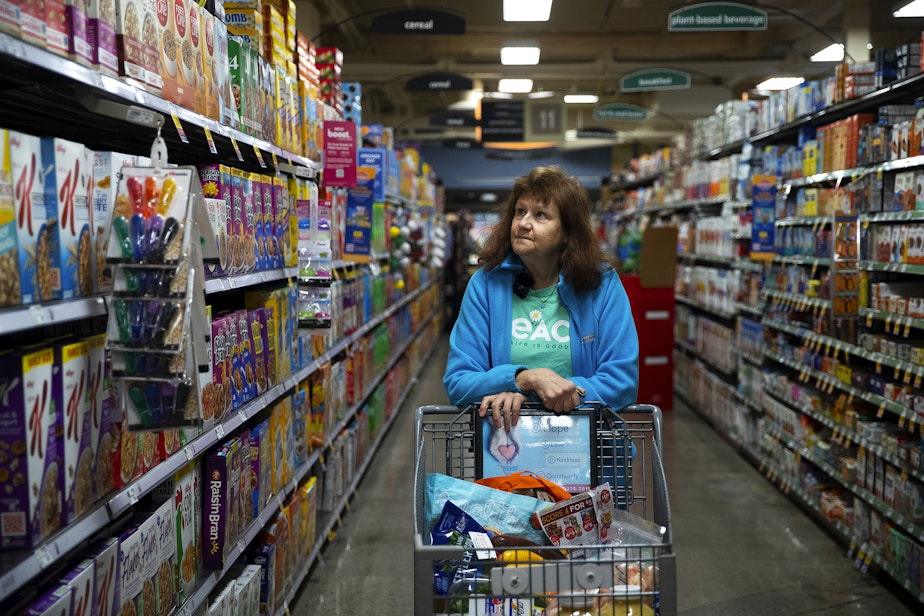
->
xmin=342 ymin=81 xmax=361 ymax=125
xmin=224 ymin=2 xmax=262 ymax=47
xmin=295 ymin=31 xmax=319 ymax=85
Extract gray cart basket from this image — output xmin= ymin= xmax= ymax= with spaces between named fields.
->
xmin=413 ymin=403 xmax=676 ymax=615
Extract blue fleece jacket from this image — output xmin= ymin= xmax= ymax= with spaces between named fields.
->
xmin=444 ymin=254 xmax=639 ymax=410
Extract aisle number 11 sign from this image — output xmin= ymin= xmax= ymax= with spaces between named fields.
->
xmin=525 ymin=100 xmax=565 ymax=142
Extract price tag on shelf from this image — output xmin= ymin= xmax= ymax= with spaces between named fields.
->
xmin=215 ymin=424 xmax=225 ymax=440
xmin=35 ymin=545 xmax=53 ymax=568
xmin=894 ymin=364 xmax=901 ymax=380
xmin=877 ymin=403 xmax=886 ymax=419
xmin=238 ymin=409 xmax=248 ymax=423
xmin=898 ymin=412 xmax=907 ymax=429
xmin=253 ymin=144 xmax=267 ymax=168
xmin=824 ymin=340 xmax=832 ymax=356
xmin=184 ymin=445 xmax=194 ymax=461
xmin=902 ymin=468 xmax=909 ymax=482
xmin=916 ymin=367 xmax=923 ymax=389
xmin=847 ymin=392 xmax=854 ymax=406
xmin=127 ymin=484 xmax=140 ymax=505
xmin=271 ymin=151 xmax=279 ymax=168
xmin=203 ymin=126 xmax=217 ymax=154
xmin=876 ymin=360 xmax=882 ymax=374
xmin=885 ymin=314 xmax=893 ymax=331
xmin=847 ymin=539 xmax=857 ymax=559
xmin=229 ymin=135 xmax=244 ymax=161
xmin=866 ymin=312 xmax=874 ymax=328
xmin=893 ymin=318 xmax=902 ymax=336
xmin=759 ymin=461 xmax=766 ymax=474
xmin=170 ymin=109 xmax=189 ymax=144
xmin=905 ymin=367 xmax=913 ymax=385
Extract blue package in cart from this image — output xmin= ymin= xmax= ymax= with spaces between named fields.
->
xmin=430 ymin=501 xmax=489 ymax=596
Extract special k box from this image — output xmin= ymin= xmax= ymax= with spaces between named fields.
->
xmin=54 ymin=338 xmax=92 ymax=524
xmin=87 ymin=333 xmax=113 ymax=502
xmin=60 ymin=559 xmax=95 ymax=616
xmin=11 ymin=131 xmax=61 ymax=304
xmin=88 ymin=537 xmax=120 ymax=616
xmin=41 ymin=137 xmax=93 ymax=300
xmin=0 ymin=346 xmax=61 ymax=549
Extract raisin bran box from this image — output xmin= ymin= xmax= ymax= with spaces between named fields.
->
xmin=0 ymin=346 xmax=62 ymax=549
xmin=202 ymin=437 xmax=242 ymax=569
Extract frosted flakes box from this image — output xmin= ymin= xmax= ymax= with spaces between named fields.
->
xmin=87 ymin=537 xmax=119 ymax=616
xmin=42 ymin=137 xmax=93 ymax=299
xmin=0 ymin=346 xmax=61 ymax=549
xmin=117 ymin=498 xmax=177 ymax=616
xmin=0 ymin=128 xmax=20 ymax=308
xmin=11 ymin=131 xmax=61 ymax=304
xmin=54 ymin=338 xmax=92 ymax=523
xmin=87 ymin=0 xmax=119 ymax=75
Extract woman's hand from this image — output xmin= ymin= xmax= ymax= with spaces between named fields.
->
xmin=517 ymin=368 xmax=581 ymax=413
xmin=479 ymin=391 xmax=527 ymax=432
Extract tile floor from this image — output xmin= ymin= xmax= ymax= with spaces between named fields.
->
xmin=290 ymin=335 xmax=918 ymax=615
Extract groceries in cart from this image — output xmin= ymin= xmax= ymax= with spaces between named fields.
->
xmin=426 ymin=474 xmax=666 ymax=615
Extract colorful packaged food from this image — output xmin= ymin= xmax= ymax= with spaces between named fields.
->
xmin=54 ymin=338 xmax=93 ymax=523
xmin=0 ymin=346 xmax=61 ymax=549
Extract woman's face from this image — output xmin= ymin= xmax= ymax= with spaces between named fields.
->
xmin=510 ymin=196 xmax=566 ymax=265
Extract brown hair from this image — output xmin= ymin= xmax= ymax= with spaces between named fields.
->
xmin=480 ymin=166 xmax=615 ymax=292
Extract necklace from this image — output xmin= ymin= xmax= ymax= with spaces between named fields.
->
xmin=528 ymin=285 xmax=557 ymax=324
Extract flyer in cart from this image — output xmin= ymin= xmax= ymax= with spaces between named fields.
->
xmin=532 ymin=484 xmax=616 ymax=558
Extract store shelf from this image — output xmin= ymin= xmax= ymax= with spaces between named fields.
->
xmin=862 ymin=210 xmax=924 ymax=223
xmin=734 ymin=390 xmax=763 ymax=414
xmin=674 ymin=340 xmax=737 ymax=380
xmin=762 ymin=289 xmax=830 ymax=312
xmin=677 ymin=253 xmax=736 ymax=268
xmin=773 ymin=255 xmax=832 ymax=268
xmin=732 ymin=259 xmax=765 ymax=273
xmin=861 ymin=261 xmax=924 ymax=275
xmin=675 ymin=294 xmax=737 ymax=321
xmin=178 ymin=308 xmax=439 ymax=616
xmin=204 ymin=268 xmax=299 ymax=294
xmin=859 ymin=308 xmax=924 ymax=332
xmin=875 ymin=155 xmax=924 ymax=175
xmin=0 ymin=296 xmax=107 ymax=336
xmin=738 ymin=349 xmax=764 ymax=366
xmin=0 ymin=280 xmax=435 ymax=604
xmin=0 ymin=33 xmax=315 ymax=171
xmin=775 ymin=216 xmax=832 ymax=227
xmin=782 ymin=167 xmax=865 ymax=189
xmin=736 ymin=302 xmax=764 ymax=318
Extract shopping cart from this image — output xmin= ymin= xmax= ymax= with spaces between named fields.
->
xmin=413 ymin=403 xmax=676 ymax=615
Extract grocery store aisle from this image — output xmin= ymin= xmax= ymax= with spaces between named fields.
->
xmin=290 ymin=335 xmax=917 ymax=615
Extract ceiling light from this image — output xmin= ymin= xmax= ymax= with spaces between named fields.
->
xmin=498 ymin=79 xmax=533 ymax=93
xmin=501 ymin=46 xmax=540 ymax=65
xmin=484 ymin=91 xmax=514 ymax=99
xmin=810 ymin=43 xmax=844 ymax=62
xmin=894 ymin=0 xmax=924 ymax=17
xmin=528 ymin=90 xmax=557 ymax=99
xmin=754 ymin=77 xmax=805 ymax=92
xmin=564 ymin=94 xmax=599 ymax=104
xmin=504 ymin=0 xmax=552 ymax=21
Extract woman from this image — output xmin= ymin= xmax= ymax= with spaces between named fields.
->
xmin=444 ymin=166 xmax=639 ymax=431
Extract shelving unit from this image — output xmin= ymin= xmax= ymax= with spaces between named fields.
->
xmin=609 ymin=63 xmax=924 ymax=604
xmin=0 ymin=25 xmax=446 ymax=616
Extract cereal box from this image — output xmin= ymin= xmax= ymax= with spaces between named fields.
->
xmin=272 ymin=175 xmax=287 ymax=270
xmin=115 ymin=0 xmax=147 ymax=83
xmin=117 ymin=499 xmax=177 ymax=616
xmin=198 ymin=164 xmax=232 ymax=276
xmin=0 ymin=0 xmax=20 ymax=37
xmin=259 ymin=510 xmax=288 ymax=607
xmin=159 ymin=0 xmax=195 ymax=110
xmin=0 ymin=129 xmax=20 ymax=308
xmin=11 ymin=131 xmax=61 ymax=304
xmin=249 ymin=541 xmax=276 ymax=616
xmin=23 ymin=585 xmax=72 ymax=616
xmin=227 ymin=35 xmax=249 ymax=133
xmin=87 ymin=537 xmax=119 ymax=616
xmin=240 ymin=172 xmax=256 ymax=272
xmin=236 ymin=431 xmax=252 ymax=534
xmin=302 ymin=476 xmax=317 ymax=556
xmin=140 ymin=0 xmax=164 ymax=93
xmin=112 ymin=419 xmax=143 ymax=489
xmin=171 ymin=461 xmax=200 ymax=603
xmin=45 ymin=0 xmax=70 ymax=57
xmin=66 ymin=0 xmax=93 ymax=65
xmin=188 ymin=0 xmax=207 ymax=115
xmin=42 ymin=137 xmax=93 ymax=300
xmin=92 ymin=151 xmax=136 ymax=293
xmin=235 ymin=309 xmax=258 ymax=400
xmin=19 ymin=0 xmax=44 ymax=46
xmin=229 ymin=167 xmax=245 ymax=274
xmin=0 ymin=346 xmax=61 ymax=549
xmin=54 ymin=338 xmax=92 ymax=523
xmin=249 ymin=418 xmax=271 ymax=519
xmin=250 ymin=172 xmax=265 ymax=271
xmin=87 ymin=0 xmax=119 ymax=75
xmin=214 ymin=18 xmax=235 ymax=127
xmin=87 ymin=333 xmax=113 ymax=501
xmin=202 ymin=437 xmax=241 ymax=569
xmin=60 ymin=558 xmax=95 ymax=616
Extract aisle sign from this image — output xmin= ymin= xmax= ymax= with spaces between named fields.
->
xmin=407 ymin=72 xmax=474 ymax=91
xmin=481 ymin=100 xmax=525 ymax=142
xmin=371 ymin=9 xmax=466 ymax=35
xmin=525 ymin=100 xmax=564 ymax=142
xmin=668 ymin=2 xmax=768 ymax=31
xmin=593 ymin=103 xmax=648 ymax=122
xmin=620 ymin=69 xmax=690 ymax=93
xmin=750 ymin=174 xmax=776 ymax=260
xmin=322 ymin=121 xmax=357 ymax=187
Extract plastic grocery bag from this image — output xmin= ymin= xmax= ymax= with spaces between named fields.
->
xmin=425 ymin=473 xmax=551 ymax=545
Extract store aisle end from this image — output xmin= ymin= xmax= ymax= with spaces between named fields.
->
xmin=290 ymin=334 xmax=917 ymax=615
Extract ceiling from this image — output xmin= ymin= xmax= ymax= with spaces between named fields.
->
xmin=303 ymin=0 xmax=924 ymax=152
